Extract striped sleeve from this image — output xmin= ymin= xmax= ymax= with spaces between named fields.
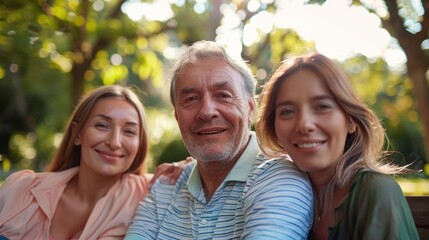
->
xmin=242 ymin=156 xmax=314 ymax=240
xmin=125 ymin=164 xmax=194 ymax=240
xmin=124 ymin=179 xmax=163 ymax=240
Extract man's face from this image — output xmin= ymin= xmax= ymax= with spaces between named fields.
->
xmin=174 ymin=57 xmax=255 ymax=163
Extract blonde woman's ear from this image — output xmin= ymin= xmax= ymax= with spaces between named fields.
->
xmin=71 ymin=121 xmax=81 ymax=145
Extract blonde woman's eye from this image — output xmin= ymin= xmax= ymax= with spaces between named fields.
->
xmin=124 ymin=129 xmax=138 ymax=136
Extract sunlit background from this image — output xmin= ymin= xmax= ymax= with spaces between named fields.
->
xmin=123 ymin=0 xmax=408 ymax=65
xmin=0 ymin=0 xmax=428 ymax=194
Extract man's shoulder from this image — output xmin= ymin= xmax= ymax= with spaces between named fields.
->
xmin=253 ymin=153 xmax=303 ymax=175
xmin=242 ymin=154 xmax=314 ymax=217
xmin=245 ymin=154 xmax=311 ymax=191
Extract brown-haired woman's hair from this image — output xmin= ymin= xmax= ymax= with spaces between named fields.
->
xmin=46 ymin=85 xmax=148 ymax=175
xmin=255 ymin=52 xmax=406 ymax=215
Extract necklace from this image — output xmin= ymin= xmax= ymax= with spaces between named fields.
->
xmin=315 ymin=199 xmax=324 ymax=222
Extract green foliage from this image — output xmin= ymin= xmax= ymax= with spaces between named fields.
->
xmin=396 ymin=177 xmax=429 ymax=196
xmin=0 ymin=0 xmax=427 ymax=187
xmin=171 ymin=2 xmax=210 ymax=44
xmin=144 ymin=107 xmax=188 ymax=172
xmin=343 ymin=55 xmax=426 ymax=168
xmin=154 ymin=139 xmax=189 ymax=171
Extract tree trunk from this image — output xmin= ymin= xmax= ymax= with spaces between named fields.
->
xmin=71 ymin=62 xmax=86 ymax=105
xmin=207 ymin=0 xmax=223 ymax=40
xmin=406 ymin=55 xmax=429 ymax=163
xmin=382 ymin=0 xmax=429 ymax=162
xmin=69 ymin=0 xmax=126 ymax=104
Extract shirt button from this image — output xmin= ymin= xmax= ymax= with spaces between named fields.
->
xmin=201 ymin=219 xmax=207 ymax=225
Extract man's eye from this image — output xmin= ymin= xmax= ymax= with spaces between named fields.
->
xmin=218 ymin=93 xmax=231 ymax=98
xmin=184 ymin=96 xmax=198 ymax=103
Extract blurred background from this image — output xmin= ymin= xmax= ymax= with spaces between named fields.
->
xmin=0 ymin=0 xmax=428 ymax=195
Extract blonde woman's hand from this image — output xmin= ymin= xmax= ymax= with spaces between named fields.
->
xmin=148 ymin=157 xmax=195 ymax=189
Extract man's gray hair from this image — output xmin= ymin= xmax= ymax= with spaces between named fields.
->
xmin=169 ymin=40 xmax=256 ymax=106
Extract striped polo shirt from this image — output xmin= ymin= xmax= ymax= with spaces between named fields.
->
xmin=126 ymin=133 xmax=314 ymax=239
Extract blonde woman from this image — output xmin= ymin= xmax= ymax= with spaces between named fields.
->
xmin=0 ymin=85 xmax=186 ymax=240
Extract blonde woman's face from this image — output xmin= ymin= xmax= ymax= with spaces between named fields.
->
xmin=274 ymin=69 xmax=354 ymax=178
xmin=74 ymin=98 xmax=140 ymax=177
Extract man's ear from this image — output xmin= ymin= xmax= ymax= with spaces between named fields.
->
xmin=248 ymin=99 xmax=256 ymax=125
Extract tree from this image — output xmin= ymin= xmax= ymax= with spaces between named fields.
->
xmin=1 ymin=0 xmax=426 ymax=175
xmin=357 ymin=0 xmax=429 ymax=162
xmin=0 ymin=0 xmax=224 ymax=171
xmin=221 ymin=0 xmax=426 ymax=168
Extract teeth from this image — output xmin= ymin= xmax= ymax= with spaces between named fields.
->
xmin=297 ymin=142 xmax=320 ymax=148
xmin=199 ymin=130 xmax=221 ymax=135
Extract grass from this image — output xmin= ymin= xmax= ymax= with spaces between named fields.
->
xmin=396 ymin=178 xmax=429 ymax=196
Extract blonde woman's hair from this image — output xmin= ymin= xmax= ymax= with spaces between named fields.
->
xmin=46 ymin=85 xmax=148 ymax=175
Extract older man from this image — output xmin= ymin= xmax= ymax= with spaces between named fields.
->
xmin=126 ymin=41 xmax=314 ymax=239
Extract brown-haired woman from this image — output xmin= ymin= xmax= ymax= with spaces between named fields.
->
xmin=255 ymin=53 xmax=418 ymax=239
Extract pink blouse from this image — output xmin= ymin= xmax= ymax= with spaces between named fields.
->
xmin=0 ymin=167 xmax=149 ymax=240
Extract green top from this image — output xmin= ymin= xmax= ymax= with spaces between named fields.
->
xmin=326 ymin=171 xmax=419 ymax=240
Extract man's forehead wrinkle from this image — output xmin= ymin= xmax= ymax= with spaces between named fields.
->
xmin=212 ymin=69 xmax=236 ymax=78
xmin=184 ymin=69 xmax=237 ymax=82
xmin=179 ymin=87 xmax=196 ymax=95
xmin=179 ymin=64 xmax=242 ymax=91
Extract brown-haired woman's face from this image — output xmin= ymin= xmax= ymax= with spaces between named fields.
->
xmin=73 ymin=98 xmax=140 ymax=177
xmin=274 ymin=69 xmax=354 ymax=176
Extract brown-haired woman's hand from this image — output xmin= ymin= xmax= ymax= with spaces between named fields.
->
xmin=148 ymin=157 xmax=195 ymax=189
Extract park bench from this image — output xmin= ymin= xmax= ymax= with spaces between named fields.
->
xmin=406 ymin=196 xmax=429 ymax=239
